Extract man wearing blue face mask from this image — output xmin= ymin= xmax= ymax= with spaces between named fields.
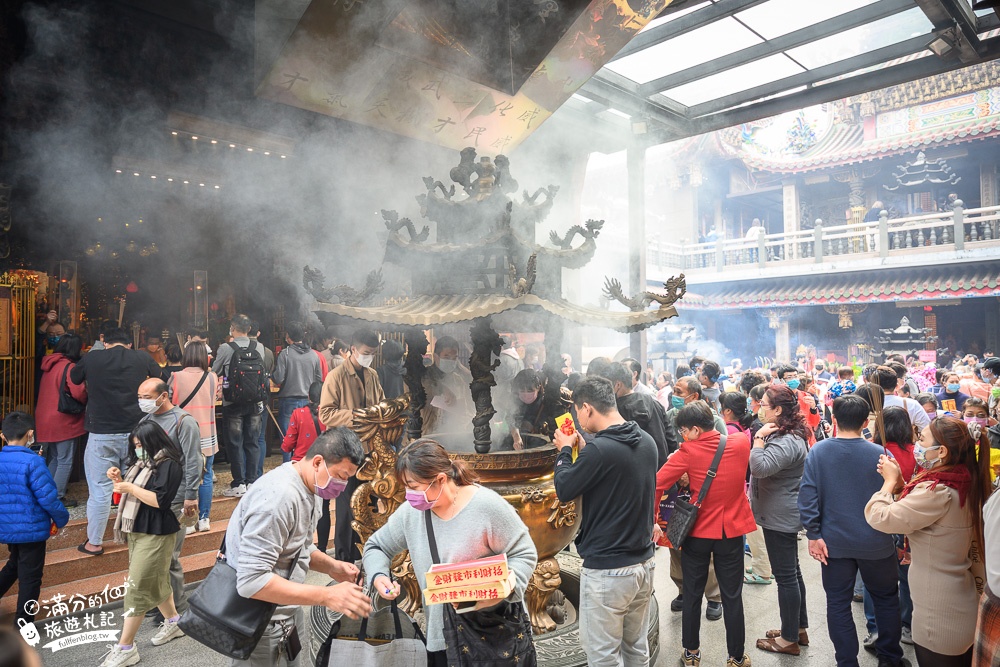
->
xmin=226 ymin=427 xmax=371 ymax=667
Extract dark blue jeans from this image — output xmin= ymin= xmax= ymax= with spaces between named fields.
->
xmin=224 ymin=406 xmax=261 ymax=487
xmin=762 ymin=528 xmax=808 ymax=642
xmin=864 ymin=562 xmax=912 ymax=633
xmin=822 ymin=555 xmax=903 ymax=667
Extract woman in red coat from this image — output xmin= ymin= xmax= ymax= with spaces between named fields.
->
xmin=657 ymin=400 xmax=756 ymax=667
xmin=281 ymin=382 xmax=333 ymax=551
xmin=36 ymin=334 xmax=88 ymax=507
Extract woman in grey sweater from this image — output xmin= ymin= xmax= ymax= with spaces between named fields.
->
xmin=363 ymin=439 xmax=537 ymax=666
xmin=750 ymin=384 xmax=811 ymax=656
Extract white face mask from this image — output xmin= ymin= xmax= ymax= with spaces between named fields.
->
xmin=138 ymin=395 xmax=163 ymax=414
xmin=356 ymin=353 xmax=374 ymax=368
xmin=438 ymin=359 xmax=458 ymax=374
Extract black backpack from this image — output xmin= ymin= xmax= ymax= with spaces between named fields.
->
xmin=222 ymin=341 xmax=269 ymax=404
xmin=57 ymin=363 xmax=86 ymax=415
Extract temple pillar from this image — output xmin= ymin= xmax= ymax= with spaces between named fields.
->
xmin=982 ymin=161 xmax=997 ymax=208
xmin=775 ymin=320 xmax=790 ymax=364
xmin=627 ymin=142 xmax=647 ymax=363
xmin=762 ymin=308 xmax=794 ymax=363
xmin=782 ymin=179 xmax=800 ymax=258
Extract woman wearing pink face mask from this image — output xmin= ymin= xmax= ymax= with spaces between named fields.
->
xmin=963 ymin=398 xmax=1000 ymax=482
xmin=362 ymin=439 xmax=537 ymax=667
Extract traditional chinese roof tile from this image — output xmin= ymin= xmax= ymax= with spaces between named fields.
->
xmin=312 ymin=293 xmax=677 ymax=333
xmin=681 ymin=263 xmax=1000 ymax=310
xmin=742 ymin=114 xmax=1000 ymax=174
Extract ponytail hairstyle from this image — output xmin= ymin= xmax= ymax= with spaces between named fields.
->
xmin=926 ymin=416 xmax=992 ymax=552
xmin=764 ymin=384 xmax=811 ymax=443
xmin=308 ymin=381 xmax=323 ymax=418
xmin=870 ymin=406 xmax=914 ymax=450
xmin=396 ymin=438 xmax=479 ymax=488
xmin=867 ymin=366 xmax=898 ymax=446
xmin=720 ymin=391 xmax=753 ymax=430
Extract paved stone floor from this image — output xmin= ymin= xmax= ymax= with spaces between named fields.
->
xmin=35 ymin=537 xmax=919 ymax=667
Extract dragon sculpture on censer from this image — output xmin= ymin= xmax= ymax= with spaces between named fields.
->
xmin=348 ymin=396 xmax=423 ymax=613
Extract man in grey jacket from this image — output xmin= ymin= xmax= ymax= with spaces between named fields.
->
xmin=272 ymin=322 xmax=322 ymax=463
xmin=226 ymin=427 xmax=371 ymax=667
xmin=137 ymin=378 xmax=202 ymax=622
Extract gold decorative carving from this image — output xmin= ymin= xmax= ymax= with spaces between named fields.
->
xmin=846 ymin=62 xmax=1000 ymax=115
xmin=525 ymin=557 xmax=563 ymax=634
xmin=547 ymin=498 xmax=577 ymax=529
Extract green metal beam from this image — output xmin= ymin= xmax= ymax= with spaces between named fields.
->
xmin=685 ymin=33 xmax=940 ymax=118
xmin=637 ymin=0 xmax=916 ymax=96
xmin=686 ymin=35 xmax=1000 ymax=136
xmin=611 ymin=0 xmax=771 ymax=62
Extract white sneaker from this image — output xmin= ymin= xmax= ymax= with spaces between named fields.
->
xmin=222 ymin=484 xmax=246 ymax=497
xmin=185 ymin=525 xmax=195 ymax=535
xmin=100 ymin=644 xmax=140 ymax=667
xmin=150 ymin=617 xmax=185 ymax=646
xmin=196 ymin=518 xmax=210 ymax=532
xmin=901 ymin=627 xmax=913 ymax=645
xmin=863 ymin=632 xmax=878 ymax=651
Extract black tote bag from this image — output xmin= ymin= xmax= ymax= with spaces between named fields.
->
xmin=179 ymin=535 xmax=300 ymax=660
xmin=667 ymin=433 xmax=727 ymax=549
xmin=424 ymin=510 xmax=537 ymax=667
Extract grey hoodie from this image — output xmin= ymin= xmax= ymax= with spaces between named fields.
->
xmin=749 ymin=431 xmax=808 ymax=533
xmin=272 ymin=342 xmax=322 ymax=398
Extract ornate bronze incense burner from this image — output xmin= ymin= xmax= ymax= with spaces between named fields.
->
xmin=315 ymin=148 xmax=685 ymax=634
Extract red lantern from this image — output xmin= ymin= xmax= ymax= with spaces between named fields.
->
xmin=125 ymin=281 xmax=139 ymax=294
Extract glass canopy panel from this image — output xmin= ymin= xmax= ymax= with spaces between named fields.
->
xmin=784 ymin=7 xmax=934 ymax=70
xmin=603 ymin=16 xmax=762 ymax=84
xmin=638 ymin=2 xmax=705 ymax=34
xmin=735 ymin=0 xmax=879 ymax=41
xmin=661 ymin=53 xmax=805 ymax=107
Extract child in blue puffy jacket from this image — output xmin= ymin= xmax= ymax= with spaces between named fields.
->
xmin=0 ymin=411 xmax=70 ymax=626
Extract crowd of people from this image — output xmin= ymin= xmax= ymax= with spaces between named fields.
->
xmin=4 ymin=313 xmax=1000 ymax=667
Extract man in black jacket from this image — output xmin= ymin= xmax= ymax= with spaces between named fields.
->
xmin=605 ymin=361 xmax=676 ymax=468
xmin=70 ymin=327 xmax=163 ymax=556
xmin=554 ymin=376 xmax=657 ymax=667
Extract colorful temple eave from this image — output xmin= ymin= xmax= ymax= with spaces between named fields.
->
xmin=740 ymin=114 xmax=1000 ymax=175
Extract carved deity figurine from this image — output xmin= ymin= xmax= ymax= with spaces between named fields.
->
xmin=474 ymin=156 xmax=496 ymax=201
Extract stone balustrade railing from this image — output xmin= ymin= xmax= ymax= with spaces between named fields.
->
xmin=647 ymin=202 xmax=1000 ymax=274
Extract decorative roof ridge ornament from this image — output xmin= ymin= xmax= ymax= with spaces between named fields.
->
xmin=549 ymin=219 xmax=604 ymax=249
xmin=601 ymin=274 xmax=687 ymax=312
xmin=381 ymin=209 xmax=429 ymax=243
xmin=523 ymin=185 xmax=559 ymax=206
xmin=421 ymin=177 xmax=455 ymax=201
xmin=509 ymin=253 xmax=537 ymax=297
xmin=884 ymin=151 xmax=960 ymax=191
xmin=303 ymin=266 xmax=384 ymax=306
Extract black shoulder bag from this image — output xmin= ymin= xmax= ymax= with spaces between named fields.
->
xmin=177 ymin=370 xmax=210 ymax=410
xmin=179 ymin=532 xmax=303 ymax=659
xmin=667 ymin=433 xmax=727 ymax=550
xmin=57 ymin=363 xmax=86 ymax=415
xmin=424 ymin=510 xmax=537 ymax=667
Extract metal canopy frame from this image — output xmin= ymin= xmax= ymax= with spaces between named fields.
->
xmin=574 ymin=0 xmax=1000 ymax=146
